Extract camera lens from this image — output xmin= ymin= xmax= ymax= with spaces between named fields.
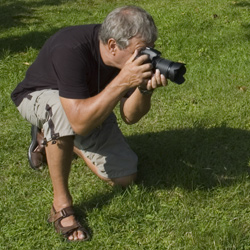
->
xmin=137 ymin=47 xmax=186 ymax=84
xmin=154 ymin=58 xmax=186 ymax=84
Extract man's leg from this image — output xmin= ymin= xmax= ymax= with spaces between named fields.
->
xmin=17 ymin=90 xmax=89 ymax=241
xmin=45 ymin=136 xmax=87 ymax=241
xmin=74 ymin=113 xmax=138 ymax=186
xmin=73 ymin=147 xmax=137 ymax=187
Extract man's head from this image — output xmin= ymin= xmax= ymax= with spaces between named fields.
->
xmin=99 ymin=5 xmax=158 ymax=50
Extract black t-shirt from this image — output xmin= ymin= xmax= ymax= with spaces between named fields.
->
xmin=11 ymin=24 xmax=120 ymax=106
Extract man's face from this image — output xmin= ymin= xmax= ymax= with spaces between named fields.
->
xmin=114 ymin=37 xmax=154 ymax=69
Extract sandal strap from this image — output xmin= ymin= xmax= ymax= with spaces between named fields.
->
xmin=48 ymin=206 xmax=74 ymax=223
xmin=59 ymin=221 xmax=81 ymax=237
xmin=57 ymin=219 xmax=90 ymax=240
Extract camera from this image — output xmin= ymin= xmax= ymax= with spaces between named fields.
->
xmin=137 ymin=47 xmax=186 ymax=84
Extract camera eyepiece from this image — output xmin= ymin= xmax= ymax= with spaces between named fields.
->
xmin=138 ymin=47 xmax=186 ymax=84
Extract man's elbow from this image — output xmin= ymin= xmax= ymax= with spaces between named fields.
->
xmin=121 ymin=109 xmax=150 ymax=125
xmin=122 ymin=116 xmax=141 ymax=125
xmin=71 ymin=123 xmax=91 ymax=136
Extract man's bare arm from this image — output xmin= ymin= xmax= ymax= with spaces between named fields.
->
xmin=60 ymin=52 xmax=152 ymax=135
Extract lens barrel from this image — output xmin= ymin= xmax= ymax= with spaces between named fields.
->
xmin=154 ymin=58 xmax=186 ymax=84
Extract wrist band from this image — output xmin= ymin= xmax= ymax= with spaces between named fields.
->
xmin=138 ymin=86 xmax=154 ymax=95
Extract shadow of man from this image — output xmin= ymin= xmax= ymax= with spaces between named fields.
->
xmin=126 ymin=126 xmax=250 ymax=190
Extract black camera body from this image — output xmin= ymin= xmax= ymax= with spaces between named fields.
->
xmin=138 ymin=47 xmax=186 ymax=84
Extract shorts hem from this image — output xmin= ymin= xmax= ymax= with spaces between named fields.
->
xmin=97 ymin=169 xmax=138 ymax=180
xmin=44 ymin=132 xmax=75 ymax=142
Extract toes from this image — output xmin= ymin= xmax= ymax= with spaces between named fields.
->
xmin=68 ymin=234 xmax=74 ymax=241
xmin=68 ymin=230 xmax=85 ymax=241
xmin=78 ymin=230 xmax=85 ymax=240
xmin=73 ymin=231 xmax=78 ymax=241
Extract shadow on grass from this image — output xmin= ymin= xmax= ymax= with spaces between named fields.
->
xmin=0 ymin=0 xmax=67 ymax=58
xmin=0 ymin=0 xmax=66 ymax=30
xmin=126 ymin=126 xmax=250 ymax=190
xmin=233 ymin=0 xmax=250 ymax=7
xmin=75 ymin=126 xmax=250 ymax=231
xmin=0 ymin=29 xmax=59 ymax=57
xmin=232 ymin=0 xmax=250 ymax=39
xmin=75 ymin=190 xmax=122 ymax=238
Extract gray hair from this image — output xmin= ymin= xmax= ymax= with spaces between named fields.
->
xmin=99 ymin=5 xmax=158 ymax=49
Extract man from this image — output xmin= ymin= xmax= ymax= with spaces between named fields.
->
xmin=11 ymin=5 xmax=167 ymax=241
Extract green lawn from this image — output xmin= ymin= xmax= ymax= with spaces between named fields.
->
xmin=1 ymin=0 xmax=250 ymax=249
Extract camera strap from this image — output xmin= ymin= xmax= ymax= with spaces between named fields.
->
xmin=98 ymin=53 xmax=101 ymax=94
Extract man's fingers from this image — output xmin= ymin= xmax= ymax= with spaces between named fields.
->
xmin=128 ymin=49 xmax=139 ymax=63
xmin=132 ymin=53 xmax=149 ymax=65
xmin=161 ymin=74 xmax=168 ymax=86
xmin=146 ymin=70 xmax=168 ymax=90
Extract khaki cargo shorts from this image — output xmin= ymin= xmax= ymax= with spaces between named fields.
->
xmin=17 ymin=89 xmax=138 ymax=179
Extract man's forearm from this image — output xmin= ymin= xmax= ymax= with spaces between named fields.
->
xmin=61 ymin=76 xmax=132 ymax=136
xmin=120 ymin=87 xmax=152 ymax=124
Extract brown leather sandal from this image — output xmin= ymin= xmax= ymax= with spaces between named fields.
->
xmin=48 ymin=206 xmax=90 ymax=241
xmin=28 ymin=125 xmax=47 ymax=170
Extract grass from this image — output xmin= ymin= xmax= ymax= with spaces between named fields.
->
xmin=1 ymin=0 xmax=250 ymax=249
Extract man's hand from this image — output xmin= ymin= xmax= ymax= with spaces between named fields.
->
xmin=119 ymin=50 xmax=168 ymax=91
xmin=118 ymin=50 xmax=153 ymax=88
xmin=142 ymin=69 xmax=168 ymax=90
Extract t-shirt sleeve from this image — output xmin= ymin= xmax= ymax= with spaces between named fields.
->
xmin=51 ymin=45 xmax=90 ymax=99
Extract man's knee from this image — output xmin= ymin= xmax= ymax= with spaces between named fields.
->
xmin=110 ymin=173 xmax=137 ymax=188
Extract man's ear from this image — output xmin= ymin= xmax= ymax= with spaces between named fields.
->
xmin=107 ymin=38 xmax=117 ymax=55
